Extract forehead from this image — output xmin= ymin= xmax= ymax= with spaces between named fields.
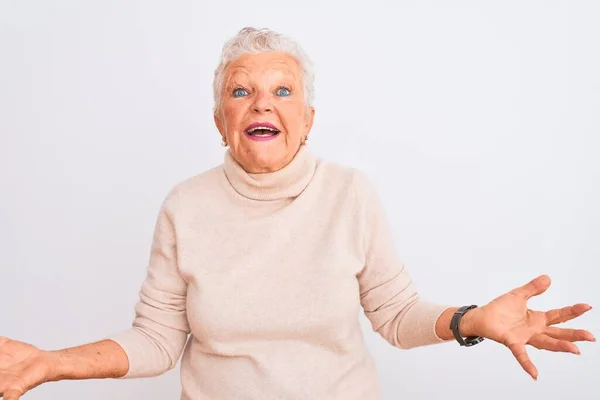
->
xmin=225 ymin=52 xmax=301 ymax=83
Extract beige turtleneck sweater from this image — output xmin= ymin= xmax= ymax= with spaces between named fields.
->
xmin=108 ymin=146 xmax=450 ymax=399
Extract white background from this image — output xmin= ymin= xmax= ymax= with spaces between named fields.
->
xmin=1 ymin=1 xmax=598 ymax=399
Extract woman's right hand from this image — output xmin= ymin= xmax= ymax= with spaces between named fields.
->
xmin=0 ymin=336 xmax=55 ymax=400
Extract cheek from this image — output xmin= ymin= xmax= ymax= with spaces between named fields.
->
xmin=279 ymin=103 xmax=306 ymax=131
xmin=222 ymin=105 xmax=246 ymax=132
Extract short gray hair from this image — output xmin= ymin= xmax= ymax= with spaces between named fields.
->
xmin=212 ymin=27 xmax=315 ymax=114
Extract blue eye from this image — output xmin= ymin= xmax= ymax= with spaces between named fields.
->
xmin=232 ymin=88 xmax=248 ymax=97
xmin=276 ymin=87 xmax=291 ymax=97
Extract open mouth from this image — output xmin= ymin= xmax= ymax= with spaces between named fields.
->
xmin=244 ymin=122 xmax=281 ymax=139
xmin=246 ymin=126 xmax=280 ymax=137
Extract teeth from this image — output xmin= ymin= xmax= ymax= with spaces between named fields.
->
xmin=253 ymin=132 xmax=275 ymax=137
xmin=247 ymin=126 xmax=279 ymax=133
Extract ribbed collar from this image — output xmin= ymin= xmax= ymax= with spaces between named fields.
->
xmin=223 ymin=146 xmax=316 ymax=201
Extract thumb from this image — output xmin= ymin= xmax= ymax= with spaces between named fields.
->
xmin=511 ymin=274 xmax=551 ymax=300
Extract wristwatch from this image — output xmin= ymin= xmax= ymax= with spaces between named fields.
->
xmin=450 ymin=305 xmax=485 ymax=347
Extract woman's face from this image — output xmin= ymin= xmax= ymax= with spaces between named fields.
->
xmin=214 ymin=52 xmax=315 ymax=173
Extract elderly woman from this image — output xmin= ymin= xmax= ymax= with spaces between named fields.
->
xmin=0 ymin=27 xmax=595 ymax=400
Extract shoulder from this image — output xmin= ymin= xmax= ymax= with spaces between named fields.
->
xmin=314 ymin=156 xmax=376 ymax=206
xmin=171 ymin=164 xmax=224 ymax=198
xmin=158 ymin=164 xmax=225 ymax=214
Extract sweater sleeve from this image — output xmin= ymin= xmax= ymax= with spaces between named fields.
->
xmin=353 ymin=171 xmax=451 ymax=349
xmin=107 ymin=187 xmax=191 ymax=378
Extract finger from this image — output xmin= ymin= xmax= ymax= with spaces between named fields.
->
xmin=545 ymin=326 xmax=596 ymax=342
xmin=508 ymin=343 xmax=538 ymax=380
xmin=545 ymin=303 xmax=592 ymax=325
xmin=510 ymin=275 xmax=551 ymax=300
xmin=529 ymin=334 xmax=580 ymax=354
xmin=3 ymin=389 xmax=22 ymax=400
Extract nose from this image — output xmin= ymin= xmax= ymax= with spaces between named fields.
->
xmin=251 ymin=91 xmax=273 ymax=113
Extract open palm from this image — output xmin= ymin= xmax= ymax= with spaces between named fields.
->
xmin=0 ymin=337 xmax=52 ymax=400
xmin=474 ymin=275 xmax=595 ymax=380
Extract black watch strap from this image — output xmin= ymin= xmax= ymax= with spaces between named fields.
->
xmin=450 ymin=305 xmax=485 ymax=347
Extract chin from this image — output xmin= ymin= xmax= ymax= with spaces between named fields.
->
xmin=246 ymin=150 xmax=287 ymax=172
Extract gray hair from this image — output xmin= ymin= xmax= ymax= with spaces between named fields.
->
xmin=212 ymin=27 xmax=315 ymax=114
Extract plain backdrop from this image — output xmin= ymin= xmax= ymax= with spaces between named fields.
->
xmin=1 ymin=1 xmax=598 ymax=399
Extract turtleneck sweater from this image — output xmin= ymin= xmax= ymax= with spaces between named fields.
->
xmin=108 ymin=146 xmax=451 ymax=400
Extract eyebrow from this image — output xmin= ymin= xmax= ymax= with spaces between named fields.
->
xmin=224 ymin=64 xmax=299 ymax=93
xmin=226 ymin=78 xmax=245 ymax=90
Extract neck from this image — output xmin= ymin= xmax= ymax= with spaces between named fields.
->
xmin=223 ymin=146 xmax=316 ymax=201
xmin=243 ymin=151 xmax=299 ymax=174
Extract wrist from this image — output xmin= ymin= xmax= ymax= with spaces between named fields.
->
xmin=459 ymin=306 xmax=481 ymax=338
xmin=42 ymin=350 xmax=63 ymax=382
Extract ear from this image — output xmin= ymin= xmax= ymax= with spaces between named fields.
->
xmin=214 ymin=111 xmax=225 ymax=137
xmin=304 ymin=106 xmax=315 ymax=135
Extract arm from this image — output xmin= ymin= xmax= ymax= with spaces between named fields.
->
xmin=434 ymin=307 xmax=477 ymax=340
xmin=47 ymin=339 xmax=129 ymax=380
xmin=58 ymin=188 xmax=191 ymax=378
xmin=0 ymin=189 xmax=189 ymax=399
xmin=107 ymin=187 xmax=191 ymax=378
xmin=351 ymin=170 xmax=594 ymax=379
xmin=353 ymin=171 xmax=453 ymax=349
xmin=0 ymin=337 xmax=128 ymax=400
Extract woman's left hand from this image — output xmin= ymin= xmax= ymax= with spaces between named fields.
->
xmin=464 ymin=274 xmax=595 ymax=380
